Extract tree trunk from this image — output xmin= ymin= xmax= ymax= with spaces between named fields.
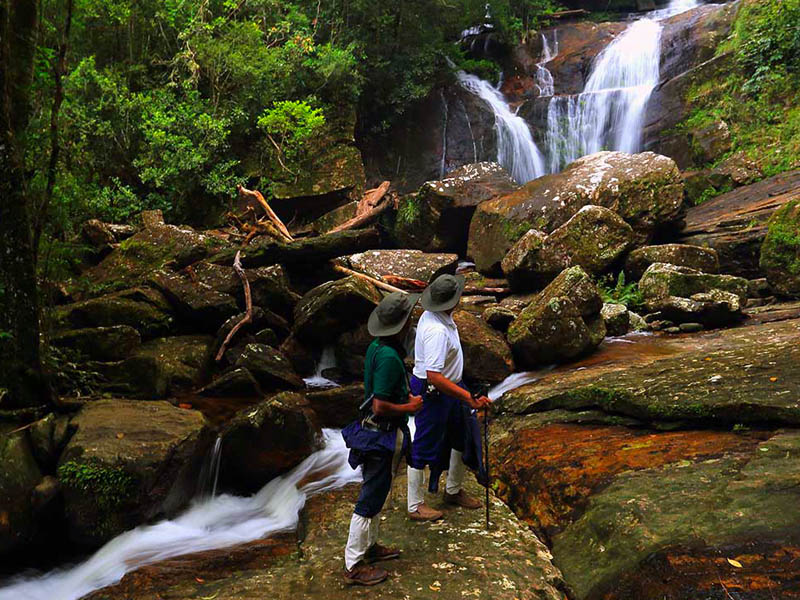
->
xmin=0 ymin=0 xmax=52 ymax=408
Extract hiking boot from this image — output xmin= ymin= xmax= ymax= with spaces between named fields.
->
xmin=365 ymin=543 xmax=401 ymax=563
xmin=444 ymin=489 xmax=482 ymax=509
xmin=343 ymin=561 xmax=388 ymax=586
xmin=408 ymin=504 xmax=444 ymax=521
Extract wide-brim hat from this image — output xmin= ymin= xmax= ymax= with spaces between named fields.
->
xmin=368 ymin=291 xmax=421 ymax=337
xmin=421 ymin=274 xmax=466 ymax=312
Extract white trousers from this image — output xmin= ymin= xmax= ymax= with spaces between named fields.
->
xmin=344 ymin=513 xmax=380 ymax=570
xmin=407 ymin=449 xmax=465 ymax=512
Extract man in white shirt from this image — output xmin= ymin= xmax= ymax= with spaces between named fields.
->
xmin=406 ymin=274 xmax=492 ymax=521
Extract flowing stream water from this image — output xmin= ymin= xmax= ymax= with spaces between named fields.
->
xmin=0 ymin=430 xmax=360 ymax=600
xmin=303 ymin=346 xmax=339 ymax=389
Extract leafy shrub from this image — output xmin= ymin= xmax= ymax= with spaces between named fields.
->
xmin=257 ymin=99 xmax=326 ymax=170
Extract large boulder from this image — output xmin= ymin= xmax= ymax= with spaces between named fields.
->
xmin=103 ymin=335 xmax=214 ymax=398
xmin=394 ymin=162 xmax=518 ymax=254
xmin=507 ymin=266 xmax=605 ymax=368
xmin=453 ymin=310 xmax=514 ymax=383
xmin=189 ymin=262 xmax=300 ymax=320
xmin=760 ymin=199 xmax=800 ymax=297
xmin=469 ymin=152 xmax=684 ymax=273
xmin=51 ymin=325 xmax=142 ymax=361
xmin=57 ymin=400 xmax=213 ymax=546
xmin=293 ymin=276 xmax=381 ymax=344
xmin=625 ymin=243 xmax=720 ymax=280
xmin=0 ymin=431 xmax=44 ymax=555
xmin=80 ymin=211 xmax=226 ymax=296
xmin=502 ymin=205 xmax=636 ymax=291
xmin=234 ymin=343 xmax=304 ymax=391
xmin=149 ymin=270 xmax=239 ymax=332
xmin=639 ymin=263 xmax=749 ymax=326
xmin=344 ymin=250 xmax=458 ymax=283
xmin=306 ymin=384 xmax=364 ymax=428
xmin=53 ymin=288 xmax=174 ymax=339
xmin=220 ymin=392 xmax=321 ymax=494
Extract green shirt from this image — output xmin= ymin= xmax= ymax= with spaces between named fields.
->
xmin=364 ymin=339 xmax=408 ymax=404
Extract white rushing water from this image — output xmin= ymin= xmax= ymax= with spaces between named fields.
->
xmin=456 ymin=71 xmax=546 ymax=183
xmin=303 ymin=346 xmax=339 ymax=389
xmin=0 ymin=430 xmax=359 ymax=600
xmin=535 ymin=31 xmax=558 ymax=98
xmin=544 ymin=0 xmax=701 ymax=172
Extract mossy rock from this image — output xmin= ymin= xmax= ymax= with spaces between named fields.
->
xmin=51 ymin=325 xmax=142 ymax=361
xmin=57 ymin=400 xmax=212 ymax=547
xmin=760 ymin=199 xmax=800 ymax=297
xmin=101 ymin=335 xmax=214 ymax=398
xmin=53 ymin=288 xmax=174 ymax=339
xmin=454 ymin=310 xmax=515 ymax=383
xmin=639 ymin=262 xmax=749 ymax=307
xmin=469 ymin=151 xmax=683 ymax=274
xmin=271 ymin=144 xmax=365 ymax=201
xmin=0 ymin=432 xmax=43 ymax=555
xmin=292 ymin=276 xmax=381 ymax=345
xmin=234 ymin=343 xmax=304 ymax=392
xmin=625 ymin=244 xmax=720 ymax=280
xmin=220 ymin=392 xmax=321 ymax=494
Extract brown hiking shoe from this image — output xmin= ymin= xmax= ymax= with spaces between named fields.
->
xmin=444 ymin=489 xmax=482 ymax=509
xmin=408 ymin=504 xmax=444 ymax=521
xmin=365 ymin=543 xmax=401 ymax=563
xmin=343 ymin=561 xmax=388 ymax=586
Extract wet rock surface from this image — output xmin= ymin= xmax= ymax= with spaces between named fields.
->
xmin=88 ymin=473 xmax=564 ymax=600
xmin=492 ymin=312 xmax=800 ymax=600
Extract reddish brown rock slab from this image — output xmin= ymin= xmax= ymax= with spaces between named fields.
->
xmin=603 ymin=541 xmax=800 ymax=600
xmin=492 ymin=422 xmax=770 ymax=540
xmin=679 ymin=169 xmax=800 ymax=278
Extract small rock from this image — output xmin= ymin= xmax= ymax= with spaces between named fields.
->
xmin=679 ymin=322 xmax=704 ymax=333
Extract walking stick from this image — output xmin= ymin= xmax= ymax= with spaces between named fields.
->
xmin=484 ymin=406 xmax=490 ymax=530
xmin=473 ymin=384 xmax=491 ymax=530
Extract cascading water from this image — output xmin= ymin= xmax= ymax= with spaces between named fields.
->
xmin=455 ymin=70 xmax=546 ymax=183
xmin=535 ymin=31 xmax=558 ymax=97
xmin=544 ymin=0 xmax=701 ymax=173
xmin=545 ymin=17 xmax=662 ymax=172
xmin=303 ymin=346 xmax=339 ymax=389
xmin=0 ymin=429 xmax=360 ymax=600
xmin=197 ymin=435 xmax=223 ymax=499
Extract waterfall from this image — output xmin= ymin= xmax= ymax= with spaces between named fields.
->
xmin=303 ymin=346 xmax=339 ymax=389
xmin=197 ymin=436 xmax=223 ymax=499
xmin=0 ymin=430 xmax=360 ymax=600
xmin=545 ymin=17 xmax=662 ymax=172
xmin=543 ymin=0 xmax=701 ymax=173
xmin=455 ymin=71 xmax=546 ymax=183
xmin=535 ymin=31 xmax=558 ymax=97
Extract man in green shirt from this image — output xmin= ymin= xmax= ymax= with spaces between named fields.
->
xmin=341 ymin=292 xmax=423 ymax=586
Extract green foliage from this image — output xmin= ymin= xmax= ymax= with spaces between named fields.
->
xmin=397 ymin=196 xmax=422 ymax=225
xmin=761 ymin=200 xmax=800 ymax=276
xmin=598 ymin=272 xmax=644 ymax=311
xmin=674 ymin=0 xmax=800 ymax=177
xmin=57 ymin=460 xmax=136 ymax=510
xmin=42 ymin=344 xmax=105 ymax=396
xmin=734 ymin=0 xmax=800 ymax=95
xmin=258 ymin=100 xmax=325 ymax=168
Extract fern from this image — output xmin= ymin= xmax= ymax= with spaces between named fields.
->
xmin=598 ymin=272 xmax=644 ymax=311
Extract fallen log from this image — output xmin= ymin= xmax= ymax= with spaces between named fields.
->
xmin=211 ymin=227 xmax=384 ymax=268
xmin=356 ymin=181 xmax=391 ymax=217
xmin=333 ymin=264 xmax=406 ymax=294
xmin=237 ymin=185 xmax=294 ymax=242
xmin=464 ymin=286 xmax=512 ymax=295
xmin=329 ymin=195 xmax=394 ymax=234
xmin=382 ymin=274 xmax=428 ymax=292
xmin=215 ymin=250 xmax=252 ymax=361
